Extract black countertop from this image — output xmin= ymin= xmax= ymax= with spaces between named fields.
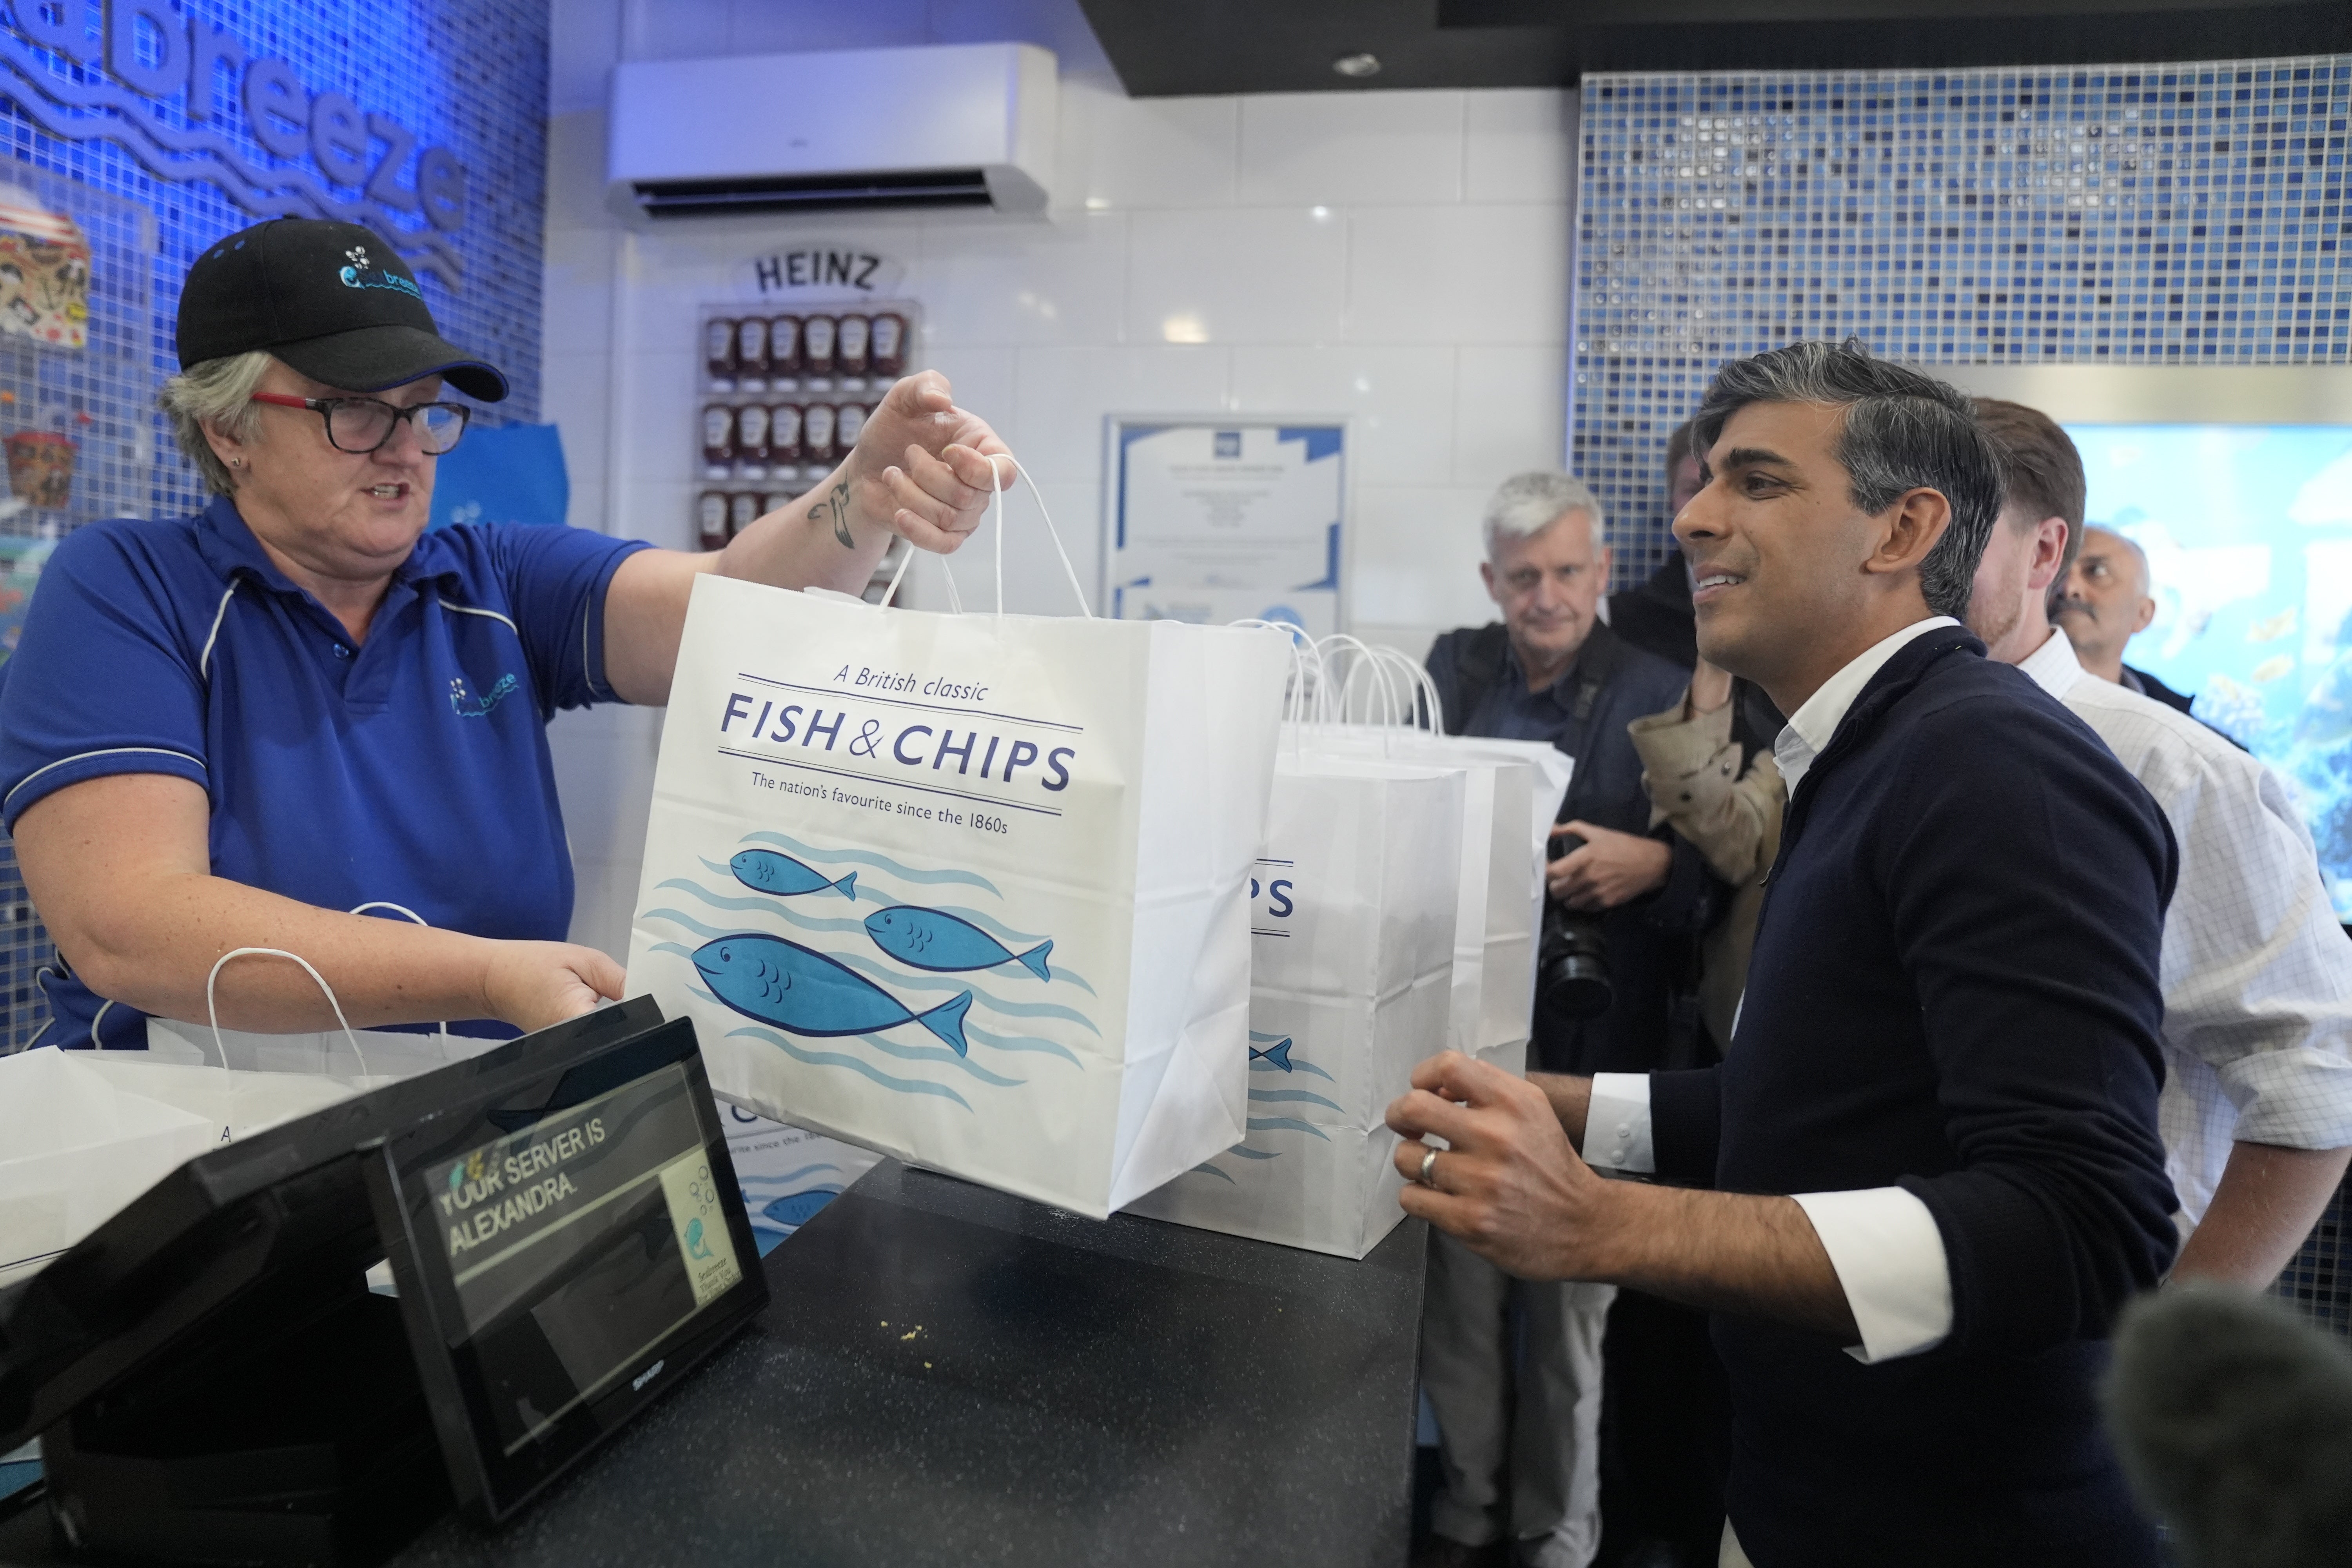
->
xmin=3 ymin=1160 xmax=1427 ymax=1568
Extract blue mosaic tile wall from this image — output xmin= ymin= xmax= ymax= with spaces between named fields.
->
xmin=1572 ymin=52 xmax=2352 ymax=1333
xmin=0 ymin=0 xmax=548 ymax=1051
xmin=1574 ymin=53 xmax=2351 ymax=586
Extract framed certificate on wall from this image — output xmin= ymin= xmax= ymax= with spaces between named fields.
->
xmin=1103 ymin=417 xmax=1347 ymax=636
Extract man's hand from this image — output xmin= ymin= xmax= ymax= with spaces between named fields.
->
xmin=825 ymin=370 xmax=1014 ymax=556
xmin=1547 ymin=820 xmax=1673 ymax=910
xmin=480 ymin=941 xmax=626 ymax=1034
xmin=1388 ymin=1052 xmax=1860 ymax=1340
xmin=1387 ymin=1051 xmax=1632 ymax=1281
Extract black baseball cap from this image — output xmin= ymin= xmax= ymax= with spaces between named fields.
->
xmin=174 ymin=218 xmax=508 ymax=403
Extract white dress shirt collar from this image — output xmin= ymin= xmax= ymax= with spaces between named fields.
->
xmin=2014 ymin=625 xmax=2087 ymax=702
xmin=1771 ymin=616 xmax=1960 ymax=796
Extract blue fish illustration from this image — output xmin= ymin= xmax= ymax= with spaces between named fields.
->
xmin=1250 ymin=1037 xmax=1294 ymax=1072
xmin=694 ymin=934 xmax=971 ymax=1056
xmin=731 ymin=848 xmax=857 ymax=902
xmin=864 ymin=906 xmax=1052 ymax=982
xmin=761 ymin=1188 xmax=842 ymax=1229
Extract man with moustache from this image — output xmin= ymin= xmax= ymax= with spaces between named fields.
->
xmin=1388 ymin=341 xmax=2179 ymax=1568
xmin=1967 ymin=396 xmax=2352 ymax=1285
xmin=2055 ymin=523 xmax=2199 ymax=713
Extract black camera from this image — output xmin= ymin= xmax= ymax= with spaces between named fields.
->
xmin=1539 ymin=833 xmax=1614 ymax=1019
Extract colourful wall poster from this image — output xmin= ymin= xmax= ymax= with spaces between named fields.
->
xmin=0 ymin=186 xmax=87 ymax=349
xmin=2074 ymin=422 xmax=2352 ymax=918
xmin=1105 ymin=420 xmax=1345 ymax=637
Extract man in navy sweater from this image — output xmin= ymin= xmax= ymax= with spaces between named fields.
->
xmin=1387 ymin=340 xmax=2180 ymax=1568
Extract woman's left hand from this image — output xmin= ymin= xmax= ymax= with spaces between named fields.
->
xmin=822 ymin=371 xmax=1013 ymax=556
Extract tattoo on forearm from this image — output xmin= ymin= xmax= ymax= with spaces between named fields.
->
xmin=822 ymin=480 xmax=855 ymax=549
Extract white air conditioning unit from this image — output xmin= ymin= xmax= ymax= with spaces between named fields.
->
xmin=606 ymin=42 xmax=1056 ymax=223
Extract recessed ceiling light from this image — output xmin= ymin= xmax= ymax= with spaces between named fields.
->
xmin=1332 ymin=53 xmax=1380 ymax=79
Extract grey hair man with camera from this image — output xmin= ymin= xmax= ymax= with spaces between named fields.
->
xmin=1415 ymin=475 xmax=1716 ymax=1568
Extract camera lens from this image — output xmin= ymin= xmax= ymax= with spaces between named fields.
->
xmin=1539 ymin=904 xmax=1614 ymax=1020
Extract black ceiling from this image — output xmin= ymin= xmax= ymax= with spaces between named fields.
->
xmin=1073 ymin=0 xmax=2352 ymax=96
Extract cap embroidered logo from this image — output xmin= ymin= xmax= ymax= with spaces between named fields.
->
xmin=338 ymin=245 xmax=422 ymax=301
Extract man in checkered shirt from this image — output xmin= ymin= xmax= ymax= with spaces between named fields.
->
xmin=1967 ymin=397 xmax=2352 ymax=1282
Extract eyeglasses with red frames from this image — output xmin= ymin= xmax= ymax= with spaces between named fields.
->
xmin=249 ymin=393 xmax=471 ymax=456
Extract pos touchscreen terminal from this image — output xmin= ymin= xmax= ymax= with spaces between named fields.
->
xmin=363 ymin=1011 xmax=764 ymax=1525
xmin=0 ymin=998 xmax=767 ymax=1566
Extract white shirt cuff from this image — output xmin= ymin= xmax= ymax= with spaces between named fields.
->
xmin=1791 ymin=1187 xmax=1953 ymax=1364
xmin=1586 ymin=1073 xmax=1655 ymax=1174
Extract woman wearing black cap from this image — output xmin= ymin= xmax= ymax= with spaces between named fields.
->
xmin=0 ymin=219 xmax=1010 ymax=1051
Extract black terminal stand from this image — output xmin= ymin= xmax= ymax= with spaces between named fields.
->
xmin=43 ymin=1274 xmax=448 ymax=1564
xmin=0 ymin=997 xmax=762 ymax=1568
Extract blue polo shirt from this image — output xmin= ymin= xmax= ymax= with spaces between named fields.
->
xmin=0 ymin=496 xmax=649 ymax=1047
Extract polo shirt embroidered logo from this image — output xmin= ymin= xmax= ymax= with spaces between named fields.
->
xmin=448 ymin=673 xmax=518 ymax=718
xmin=338 ymin=245 xmax=423 ymax=301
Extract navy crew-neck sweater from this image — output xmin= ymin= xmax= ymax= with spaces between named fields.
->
xmin=1647 ymin=626 xmax=2180 ymax=1568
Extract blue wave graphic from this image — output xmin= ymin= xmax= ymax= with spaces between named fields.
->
xmin=742 ymin=830 xmax=1001 ymax=898
xmin=666 ymin=877 xmax=868 ymax=936
xmin=1225 ymin=1145 xmax=1281 ymax=1160
xmin=1249 ymin=1087 xmax=1345 ymax=1113
xmin=1246 ymin=1116 xmax=1331 ymax=1141
xmin=648 ymin=885 xmax=1101 ymax=1037
xmin=1252 ymin=1056 xmax=1336 ymax=1083
xmin=964 ymin=1022 xmax=1083 ymax=1067
xmin=1248 ymin=1031 xmax=1286 ymax=1041
xmin=921 ymin=985 xmax=1101 ymax=1034
xmin=855 ymin=1029 xmax=1026 ymax=1087
xmin=1189 ymin=1161 xmax=1236 ymax=1184
xmin=727 ymin=1025 xmax=973 ymax=1112
xmin=648 ymin=941 xmax=701 ymax=962
xmin=642 ymin=907 xmax=735 ymax=941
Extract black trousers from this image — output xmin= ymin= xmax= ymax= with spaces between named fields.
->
xmin=1594 ymin=1288 xmax=1732 ymax=1568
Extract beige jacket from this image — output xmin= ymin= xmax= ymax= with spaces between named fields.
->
xmin=1626 ymin=693 xmax=1785 ymax=1051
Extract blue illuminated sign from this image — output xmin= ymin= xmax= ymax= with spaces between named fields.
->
xmin=2 ymin=0 xmax=470 ymax=286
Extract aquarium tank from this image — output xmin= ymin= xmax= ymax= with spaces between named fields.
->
xmin=2072 ymin=423 xmax=2352 ymax=922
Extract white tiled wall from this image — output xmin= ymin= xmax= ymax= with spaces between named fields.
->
xmin=541 ymin=0 xmax=1578 ymax=960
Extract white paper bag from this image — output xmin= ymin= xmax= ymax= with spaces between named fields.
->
xmin=626 ymin=573 xmax=1290 ymax=1219
xmin=0 ymin=1048 xmax=215 ymax=1288
xmin=142 ymin=1016 xmax=499 ymax=1078
xmin=1303 ymin=733 xmax=1559 ymax=1073
xmin=1400 ymin=734 xmax=1573 ymax=1062
xmin=1285 ymin=648 xmax=1570 ymax=1074
xmin=1127 ymin=750 xmax=1463 ymax=1257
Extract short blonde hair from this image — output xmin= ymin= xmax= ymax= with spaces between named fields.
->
xmin=159 ymin=350 xmax=272 ymax=495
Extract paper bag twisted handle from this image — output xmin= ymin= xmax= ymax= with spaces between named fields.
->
xmin=205 ymin=947 xmax=368 ymax=1078
xmin=877 ymin=452 xmax=1093 ymax=619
